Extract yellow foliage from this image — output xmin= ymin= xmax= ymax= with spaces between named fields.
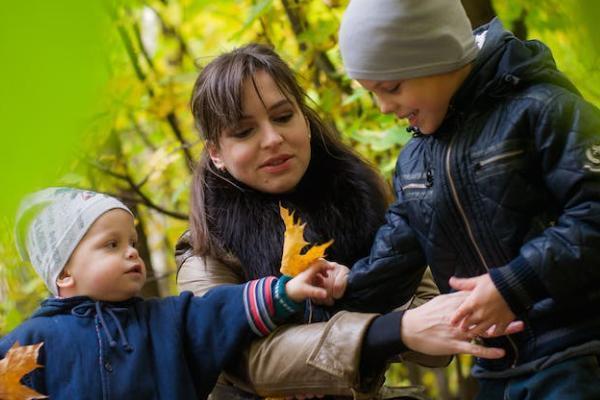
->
xmin=279 ymin=205 xmax=333 ymax=277
xmin=0 ymin=341 xmax=46 ymax=400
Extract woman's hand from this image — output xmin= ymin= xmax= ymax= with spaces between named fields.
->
xmin=401 ymin=291 xmax=524 ymax=359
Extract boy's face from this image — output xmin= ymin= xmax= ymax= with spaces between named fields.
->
xmin=59 ymin=209 xmax=146 ymax=301
xmin=358 ymin=66 xmax=470 ymax=134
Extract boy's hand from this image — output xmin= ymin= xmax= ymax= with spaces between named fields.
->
xmin=401 ymin=291 xmax=524 ymax=359
xmin=449 ymin=274 xmax=516 ymax=337
xmin=310 ymin=259 xmax=349 ymax=306
xmin=285 ymin=262 xmax=334 ymax=303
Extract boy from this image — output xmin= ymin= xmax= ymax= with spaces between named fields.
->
xmin=337 ymin=0 xmax=600 ymax=398
xmin=0 ymin=187 xmax=330 ymax=399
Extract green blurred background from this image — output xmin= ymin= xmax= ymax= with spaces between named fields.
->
xmin=0 ymin=1 xmax=598 ymax=398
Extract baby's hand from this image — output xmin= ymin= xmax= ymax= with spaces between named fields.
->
xmin=449 ymin=273 xmax=516 ymax=337
xmin=284 ymin=261 xmax=334 ymax=303
xmin=309 ymin=259 xmax=349 ymax=306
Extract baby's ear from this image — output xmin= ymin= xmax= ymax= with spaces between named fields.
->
xmin=56 ymin=269 xmax=75 ymax=289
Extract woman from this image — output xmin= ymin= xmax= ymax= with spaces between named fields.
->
xmin=176 ymin=44 xmax=516 ymax=399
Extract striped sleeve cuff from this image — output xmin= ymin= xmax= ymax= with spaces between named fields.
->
xmin=243 ymin=276 xmax=304 ymax=337
xmin=489 ymin=255 xmax=549 ymax=316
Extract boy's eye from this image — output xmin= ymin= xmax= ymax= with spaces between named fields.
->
xmin=384 ymin=83 xmax=401 ymax=93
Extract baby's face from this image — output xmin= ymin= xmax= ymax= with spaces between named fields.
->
xmin=61 ymin=209 xmax=146 ymax=301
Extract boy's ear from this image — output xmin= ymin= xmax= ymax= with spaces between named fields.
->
xmin=207 ymin=142 xmax=225 ymax=170
xmin=56 ymin=270 xmax=75 ymax=289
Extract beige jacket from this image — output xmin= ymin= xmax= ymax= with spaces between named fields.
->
xmin=175 ymin=232 xmax=447 ymax=398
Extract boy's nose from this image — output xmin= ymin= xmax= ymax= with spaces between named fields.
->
xmin=377 ymin=98 xmax=396 ymax=114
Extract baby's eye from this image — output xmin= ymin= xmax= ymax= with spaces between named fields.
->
xmin=106 ymin=241 xmax=118 ymax=249
xmin=130 ymin=239 xmax=138 ymax=248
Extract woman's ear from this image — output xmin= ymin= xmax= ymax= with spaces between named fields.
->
xmin=207 ymin=142 xmax=225 ymax=170
xmin=304 ymin=116 xmax=311 ymax=139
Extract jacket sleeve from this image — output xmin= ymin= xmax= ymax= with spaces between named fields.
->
xmin=175 ymin=233 xmax=385 ymax=396
xmin=341 ymin=165 xmax=428 ymax=314
xmin=489 ymin=90 xmax=600 ymax=315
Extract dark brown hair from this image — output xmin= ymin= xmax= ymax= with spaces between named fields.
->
xmin=189 ymin=43 xmax=387 ymax=260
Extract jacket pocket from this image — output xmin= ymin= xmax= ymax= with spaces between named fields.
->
xmin=399 ymin=171 xmax=435 ymax=238
xmin=473 ymin=148 xmax=527 ymax=180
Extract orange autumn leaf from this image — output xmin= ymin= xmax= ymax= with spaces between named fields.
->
xmin=279 ymin=205 xmax=333 ymax=277
xmin=0 ymin=341 xmax=46 ymax=400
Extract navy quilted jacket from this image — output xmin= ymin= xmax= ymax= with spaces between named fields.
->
xmin=343 ymin=19 xmax=600 ymax=374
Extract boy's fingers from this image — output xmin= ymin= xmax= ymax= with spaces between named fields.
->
xmin=505 ymin=321 xmax=525 ymax=335
xmin=455 ymin=341 xmax=505 ymax=359
xmin=450 ymin=303 xmax=473 ymax=327
xmin=470 ymin=322 xmax=495 ymax=337
xmin=451 ymin=306 xmax=472 ymax=326
xmin=491 ymin=322 xmax=509 ymax=337
xmin=449 ymin=276 xmax=477 ymax=291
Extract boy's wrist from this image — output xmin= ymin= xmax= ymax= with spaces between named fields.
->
xmin=489 ymin=255 xmax=548 ymax=316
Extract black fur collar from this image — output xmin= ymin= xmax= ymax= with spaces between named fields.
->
xmin=205 ymin=152 xmax=387 ymax=280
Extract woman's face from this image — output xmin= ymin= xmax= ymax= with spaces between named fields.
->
xmin=208 ymin=70 xmax=311 ymax=194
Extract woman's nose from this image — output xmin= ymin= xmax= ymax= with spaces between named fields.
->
xmin=261 ymin=123 xmax=284 ymax=148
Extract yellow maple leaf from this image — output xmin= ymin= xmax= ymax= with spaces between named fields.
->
xmin=0 ymin=341 xmax=46 ymax=400
xmin=279 ymin=205 xmax=333 ymax=277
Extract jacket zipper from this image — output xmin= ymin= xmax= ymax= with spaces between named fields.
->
xmin=401 ymin=182 xmax=429 ymax=190
xmin=477 ymin=149 xmax=525 ymax=168
xmin=445 ymin=134 xmax=520 ymax=367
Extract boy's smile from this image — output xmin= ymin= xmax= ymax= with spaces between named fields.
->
xmin=358 ymin=64 xmax=472 ymax=134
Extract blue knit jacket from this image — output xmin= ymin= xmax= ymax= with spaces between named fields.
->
xmin=0 ymin=277 xmax=297 ymax=399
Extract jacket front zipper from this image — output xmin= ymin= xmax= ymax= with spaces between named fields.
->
xmin=445 ymin=133 xmax=520 ymax=367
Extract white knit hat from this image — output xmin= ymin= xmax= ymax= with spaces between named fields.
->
xmin=339 ymin=0 xmax=478 ymax=81
xmin=15 ymin=187 xmax=132 ymax=296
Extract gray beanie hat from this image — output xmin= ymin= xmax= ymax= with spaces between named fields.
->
xmin=339 ymin=0 xmax=478 ymax=81
xmin=15 ymin=187 xmax=132 ymax=296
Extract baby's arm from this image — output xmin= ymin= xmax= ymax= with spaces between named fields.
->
xmin=449 ymin=273 xmax=516 ymax=336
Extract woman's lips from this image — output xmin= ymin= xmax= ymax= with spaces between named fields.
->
xmin=260 ymin=155 xmax=293 ymax=173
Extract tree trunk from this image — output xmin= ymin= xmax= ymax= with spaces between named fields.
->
xmin=461 ymin=0 xmax=496 ymax=28
xmin=121 ymin=194 xmax=161 ymax=298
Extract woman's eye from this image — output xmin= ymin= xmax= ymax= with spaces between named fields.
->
xmin=231 ymin=128 xmax=252 ymax=138
xmin=273 ymin=113 xmax=293 ymax=123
